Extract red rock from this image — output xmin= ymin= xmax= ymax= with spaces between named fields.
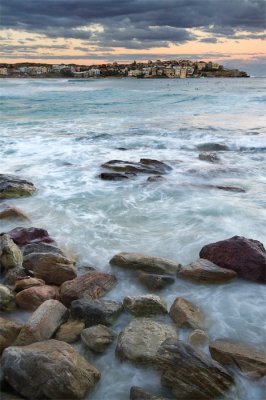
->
xmin=16 ymin=285 xmax=60 ymax=311
xmin=7 ymin=227 xmax=55 ymax=247
xmin=200 ymin=236 xmax=266 ymax=283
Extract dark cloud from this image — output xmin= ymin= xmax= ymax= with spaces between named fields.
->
xmin=199 ymin=37 xmax=218 ymax=43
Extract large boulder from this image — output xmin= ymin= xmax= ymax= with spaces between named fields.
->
xmin=116 ymin=318 xmax=178 ymax=364
xmin=123 ymin=294 xmax=168 ymax=317
xmin=1 ymin=339 xmax=100 ymax=399
xmin=130 ymin=386 xmax=170 ymax=400
xmin=200 ymin=236 xmax=266 ymax=283
xmin=14 ymin=277 xmax=45 ymax=292
xmin=110 ymin=252 xmax=181 ymax=275
xmin=71 ymin=298 xmax=123 ymax=326
xmin=60 ymin=271 xmax=117 ymax=306
xmin=136 ymin=270 xmax=175 ymax=291
xmin=15 ymin=299 xmax=68 ymax=346
xmin=156 ymin=338 xmax=234 ymax=400
xmin=0 ymin=284 xmax=16 ymax=311
xmin=7 ymin=226 xmax=54 ymax=247
xmin=209 ymin=340 xmax=266 ymax=378
xmin=0 ymin=174 xmax=36 ymax=199
xmin=0 ymin=317 xmax=23 ymax=353
xmin=179 ymin=258 xmax=237 ymax=284
xmin=55 ymin=319 xmax=85 ymax=343
xmin=0 ymin=206 xmax=30 ymax=221
xmin=0 ymin=234 xmax=23 ymax=271
xmin=81 ymin=324 xmax=116 ymax=353
xmin=16 ymin=285 xmax=60 ymax=311
xmin=169 ymin=297 xmax=205 ymax=329
xmin=23 ymin=252 xmax=76 ymax=285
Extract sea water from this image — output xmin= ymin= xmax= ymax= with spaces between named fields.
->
xmin=0 ymin=77 xmax=266 ymax=399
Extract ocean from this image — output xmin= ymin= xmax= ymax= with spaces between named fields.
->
xmin=0 ymin=77 xmax=266 ymax=399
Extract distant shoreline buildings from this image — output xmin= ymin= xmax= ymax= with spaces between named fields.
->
xmin=0 ymin=59 xmax=249 ymax=78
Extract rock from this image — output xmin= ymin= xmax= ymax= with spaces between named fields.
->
xmin=0 ymin=284 xmax=16 ymax=311
xmin=196 ymin=143 xmax=230 ymax=151
xmin=7 ymin=226 xmax=54 ymax=247
xmin=147 ymin=175 xmax=165 ymax=182
xmin=14 ymin=277 xmax=45 ymax=292
xmin=23 ymin=242 xmax=65 ymax=257
xmin=123 ymin=294 xmax=168 ymax=317
xmin=169 ymin=297 xmax=205 ymax=329
xmin=16 ymin=285 xmax=60 ymax=311
xmin=81 ymin=324 xmax=116 ymax=352
xmin=156 ymin=338 xmax=234 ymax=400
xmin=110 ymin=252 xmax=181 ymax=275
xmin=3 ymin=267 xmax=29 ymax=286
xmin=99 ymin=172 xmax=133 ymax=180
xmin=71 ymin=298 xmax=123 ymax=326
xmin=0 ymin=317 xmax=23 ymax=353
xmin=214 ymin=185 xmax=246 ymax=193
xmin=15 ymin=299 xmax=68 ymax=346
xmin=0 ymin=206 xmax=30 ymax=221
xmin=116 ymin=318 xmax=178 ymax=364
xmin=188 ymin=329 xmax=209 ymax=348
xmin=23 ymin=252 xmax=76 ymax=285
xmin=130 ymin=386 xmax=170 ymax=400
xmin=60 ymin=271 xmax=117 ymax=306
xmin=179 ymin=258 xmax=237 ymax=283
xmin=0 ymin=234 xmax=23 ymax=271
xmin=102 ymin=159 xmax=171 ymax=175
xmin=199 ymin=153 xmax=220 ymax=163
xmin=55 ymin=319 xmax=85 ymax=343
xmin=1 ymin=339 xmax=100 ymax=399
xmin=139 ymin=159 xmax=172 ymax=173
xmin=199 ymin=236 xmax=266 ymax=283
xmin=0 ymin=393 xmax=25 ymax=400
xmin=0 ymin=174 xmax=36 ymax=199
xmin=136 ymin=271 xmax=175 ymax=291
xmin=209 ymin=340 xmax=266 ymax=378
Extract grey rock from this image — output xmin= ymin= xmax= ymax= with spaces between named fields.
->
xmin=123 ymin=294 xmax=168 ymax=317
xmin=136 ymin=270 xmax=175 ymax=291
xmin=0 ymin=284 xmax=16 ymax=311
xmin=71 ymin=298 xmax=123 ymax=326
xmin=0 ymin=234 xmax=23 ymax=271
xmin=179 ymin=258 xmax=237 ymax=283
xmin=0 ymin=174 xmax=36 ymax=199
xmin=81 ymin=324 xmax=116 ymax=352
xmin=23 ymin=242 xmax=65 ymax=257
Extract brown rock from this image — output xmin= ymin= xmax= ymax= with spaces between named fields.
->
xmin=55 ymin=319 xmax=85 ymax=343
xmin=209 ymin=340 xmax=266 ymax=378
xmin=0 ymin=317 xmax=23 ymax=353
xmin=81 ymin=324 xmax=116 ymax=352
xmin=8 ymin=226 xmax=55 ymax=247
xmin=15 ymin=299 xmax=68 ymax=345
xmin=102 ymin=159 xmax=171 ymax=175
xmin=0 ymin=234 xmax=23 ymax=270
xmin=188 ymin=329 xmax=209 ymax=348
xmin=0 ymin=284 xmax=16 ymax=311
xmin=169 ymin=297 xmax=205 ymax=329
xmin=179 ymin=258 xmax=237 ymax=283
xmin=14 ymin=277 xmax=45 ymax=292
xmin=16 ymin=285 xmax=60 ymax=311
xmin=199 ymin=236 xmax=266 ymax=283
xmin=130 ymin=386 xmax=170 ymax=400
xmin=60 ymin=271 xmax=117 ymax=306
xmin=23 ymin=252 xmax=76 ymax=285
xmin=136 ymin=270 xmax=175 ymax=291
xmin=0 ymin=206 xmax=30 ymax=221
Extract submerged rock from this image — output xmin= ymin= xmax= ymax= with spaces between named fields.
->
xmin=16 ymin=285 xmax=60 ymax=311
xmin=60 ymin=271 xmax=117 ymax=306
xmin=199 ymin=153 xmax=220 ymax=163
xmin=130 ymin=386 xmax=171 ymax=400
xmin=1 ymin=339 xmax=100 ymax=399
xmin=0 ymin=206 xmax=30 ymax=221
xmin=102 ymin=159 xmax=172 ymax=175
xmin=8 ymin=226 xmax=54 ymax=247
xmin=200 ymin=236 xmax=266 ymax=283
xmin=0 ymin=284 xmax=16 ymax=311
xmin=136 ymin=270 xmax=175 ymax=291
xmin=156 ymin=338 xmax=234 ymax=400
xmin=0 ymin=234 xmax=23 ymax=271
xmin=71 ymin=298 xmax=123 ymax=326
xmin=209 ymin=340 xmax=266 ymax=378
xmin=196 ymin=143 xmax=230 ymax=151
xmin=0 ymin=317 xmax=23 ymax=353
xmin=0 ymin=174 xmax=36 ymax=199
xmin=110 ymin=252 xmax=181 ymax=275
xmin=116 ymin=318 xmax=178 ymax=364
xmin=81 ymin=324 xmax=116 ymax=353
xmin=179 ymin=258 xmax=237 ymax=283
xmin=147 ymin=175 xmax=166 ymax=183
xmin=169 ymin=297 xmax=205 ymax=329
xmin=99 ymin=172 xmax=133 ymax=180
xmin=55 ymin=319 xmax=85 ymax=343
xmin=123 ymin=294 xmax=168 ymax=317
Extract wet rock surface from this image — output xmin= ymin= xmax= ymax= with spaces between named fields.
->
xmin=123 ymin=294 xmax=168 ymax=317
xmin=71 ymin=298 xmax=123 ymax=326
xmin=136 ymin=270 xmax=175 ymax=290
xmin=179 ymin=258 xmax=237 ymax=283
xmin=196 ymin=143 xmax=230 ymax=151
xmin=15 ymin=285 xmax=60 ymax=311
xmin=23 ymin=242 xmax=65 ymax=257
xmin=7 ymin=226 xmax=55 ymax=247
xmin=188 ymin=329 xmax=209 ymax=348
xmin=0 ymin=317 xmax=23 ymax=353
xmin=1 ymin=339 xmax=101 ymax=399
xmin=0 ymin=174 xmax=37 ymax=199
xmin=99 ymin=172 xmax=134 ymax=180
xmin=169 ymin=297 xmax=205 ymax=329
xmin=55 ymin=319 xmax=85 ymax=343
xmin=101 ymin=159 xmax=172 ymax=176
xmin=81 ymin=324 xmax=117 ymax=352
xmin=0 ymin=234 xmax=23 ymax=271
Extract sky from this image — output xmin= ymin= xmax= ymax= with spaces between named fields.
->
xmin=1 ymin=0 xmax=265 ymax=75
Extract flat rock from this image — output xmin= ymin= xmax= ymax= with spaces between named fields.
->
xmin=136 ymin=270 xmax=175 ymax=291
xmin=199 ymin=153 xmax=220 ymax=163
xmin=200 ymin=236 xmax=266 ymax=283
xmin=110 ymin=252 xmax=181 ymax=275
xmin=81 ymin=324 xmax=116 ymax=352
xmin=23 ymin=242 xmax=65 ymax=257
xmin=23 ymin=252 xmax=76 ymax=285
xmin=0 ymin=317 xmax=23 ymax=353
xmin=71 ymin=298 xmax=123 ymax=326
xmin=0 ymin=234 xmax=23 ymax=271
xmin=169 ymin=297 xmax=205 ymax=329
xmin=60 ymin=271 xmax=117 ymax=306
xmin=209 ymin=340 xmax=266 ymax=378
xmin=116 ymin=318 xmax=178 ymax=364
xmin=130 ymin=386 xmax=170 ymax=400
xmin=156 ymin=338 xmax=234 ymax=400
xmin=55 ymin=319 xmax=85 ymax=343
xmin=0 ymin=284 xmax=16 ymax=311
xmin=8 ymin=226 xmax=54 ymax=247
xmin=0 ymin=174 xmax=36 ymax=199
xmin=123 ymin=294 xmax=168 ymax=317
xmin=196 ymin=143 xmax=230 ymax=151
xmin=1 ymin=339 xmax=100 ymax=399
xmin=0 ymin=206 xmax=30 ymax=221
xmin=16 ymin=285 xmax=60 ymax=311
xmin=15 ymin=299 xmax=68 ymax=346
xmin=14 ymin=277 xmax=45 ymax=292
xmin=179 ymin=258 xmax=237 ymax=283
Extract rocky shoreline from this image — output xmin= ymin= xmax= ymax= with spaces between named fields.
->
xmin=0 ymin=173 xmax=265 ymax=400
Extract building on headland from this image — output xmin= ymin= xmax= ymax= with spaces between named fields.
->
xmin=0 ymin=67 xmax=8 ymax=75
